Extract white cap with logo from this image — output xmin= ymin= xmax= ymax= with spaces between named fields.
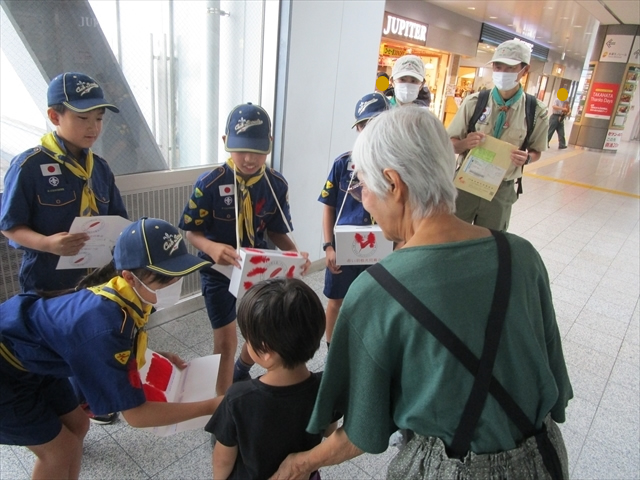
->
xmin=489 ymin=40 xmax=532 ymax=66
xmin=391 ymin=55 xmax=425 ymax=81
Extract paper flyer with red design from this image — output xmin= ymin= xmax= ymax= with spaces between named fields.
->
xmin=334 ymin=225 xmax=393 ymax=265
xmin=228 ymin=248 xmax=306 ymax=300
xmin=139 ymin=350 xmax=220 ymax=437
xmin=56 ymin=215 xmax=131 ymax=269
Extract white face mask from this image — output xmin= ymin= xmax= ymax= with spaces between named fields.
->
xmin=492 ymin=69 xmax=523 ymax=91
xmin=133 ymin=275 xmax=184 ymax=311
xmin=394 ymin=83 xmax=421 ymax=104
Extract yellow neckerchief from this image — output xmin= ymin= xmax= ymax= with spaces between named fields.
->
xmin=226 ymin=158 xmax=265 ymax=247
xmin=40 ymin=132 xmax=98 ymax=216
xmin=88 ymin=276 xmax=153 ymax=369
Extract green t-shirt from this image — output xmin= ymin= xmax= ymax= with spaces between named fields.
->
xmin=308 ymin=233 xmax=572 ymax=454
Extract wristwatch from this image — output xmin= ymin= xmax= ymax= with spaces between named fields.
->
xmin=322 ymin=242 xmax=334 ymax=251
xmin=524 ymin=154 xmax=532 ymax=165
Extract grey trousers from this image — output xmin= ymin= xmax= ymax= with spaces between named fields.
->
xmin=387 ymin=417 xmax=569 ymax=480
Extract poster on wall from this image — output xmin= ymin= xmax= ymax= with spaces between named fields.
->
xmin=574 ymin=63 xmax=595 ymax=124
xmin=600 ymin=35 xmax=634 ymax=63
xmin=584 ymin=82 xmax=619 ymax=119
xmin=609 ymin=65 xmax=639 ymax=130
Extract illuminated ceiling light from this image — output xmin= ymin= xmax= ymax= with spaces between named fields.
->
xmin=467 ymin=7 xmax=476 ymax=10
xmin=489 ymin=16 xmax=498 ymax=19
xmin=573 ymin=25 xmax=582 ymax=28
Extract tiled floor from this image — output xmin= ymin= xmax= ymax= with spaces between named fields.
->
xmin=1 ymin=138 xmax=639 ymax=479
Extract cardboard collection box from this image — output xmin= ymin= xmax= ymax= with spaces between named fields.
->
xmin=334 ymin=225 xmax=393 ymax=266
xmin=229 ymin=248 xmax=306 ymax=300
xmin=139 ymin=350 xmax=220 ymax=436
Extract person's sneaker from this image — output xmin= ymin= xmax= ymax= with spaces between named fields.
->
xmin=81 ymin=403 xmax=118 ymax=425
xmin=559 ymin=145 xmax=568 ymax=149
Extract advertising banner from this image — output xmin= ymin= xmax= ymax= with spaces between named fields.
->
xmin=584 ymin=83 xmax=619 ymax=119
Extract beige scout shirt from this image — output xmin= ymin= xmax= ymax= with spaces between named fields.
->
xmin=447 ymin=91 xmax=549 ymax=181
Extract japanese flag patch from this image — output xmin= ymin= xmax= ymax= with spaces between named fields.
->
xmin=347 ymin=161 xmax=355 ymax=171
xmin=219 ymin=184 xmax=234 ymax=196
xmin=41 ymin=164 xmax=62 ymax=176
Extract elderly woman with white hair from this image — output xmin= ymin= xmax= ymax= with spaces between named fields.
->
xmin=270 ymin=107 xmax=572 ymax=480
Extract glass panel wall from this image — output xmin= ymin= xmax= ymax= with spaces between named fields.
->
xmin=0 ymin=0 xmax=275 ymax=189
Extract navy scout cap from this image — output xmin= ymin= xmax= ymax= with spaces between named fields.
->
xmin=114 ymin=217 xmax=210 ymax=277
xmin=224 ymin=103 xmax=272 ymax=154
xmin=47 ymin=72 xmax=119 ymax=113
xmin=353 ymin=92 xmax=390 ymax=128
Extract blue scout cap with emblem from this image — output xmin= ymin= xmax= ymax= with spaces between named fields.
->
xmin=114 ymin=217 xmax=210 ymax=276
xmin=352 ymin=92 xmax=390 ymax=128
xmin=224 ymin=103 xmax=272 ymax=154
xmin=47 ymin=72 xmax=119 ymax=113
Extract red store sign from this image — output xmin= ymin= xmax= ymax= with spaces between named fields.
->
xmin=584 ymin=82 xmax=619 ymax=119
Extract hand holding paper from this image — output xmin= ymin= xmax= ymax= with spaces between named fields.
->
xmin=56 ymin=215 xmax=131 ymax=269
xmin=139 ymin=350 xmax=220 ymax=436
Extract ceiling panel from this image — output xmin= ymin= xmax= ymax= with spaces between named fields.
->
xmin=599 ymin=0 xmax=640 ymax=24
xmin=426 ymin=0 xmax=636 ymax=63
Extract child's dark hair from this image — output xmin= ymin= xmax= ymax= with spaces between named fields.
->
xmin=49 ymin=104 xmax=67 ymax=114
xmin=37 ymin=260 xmax=175 ymax=298
xmin=49 ymin=104 xmax=106 ymax=115
xmin=237 ymin=278 xmax=325 ymax=369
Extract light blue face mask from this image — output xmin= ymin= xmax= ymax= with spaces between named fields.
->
xmin=133 ymin=274 xmax=184 ymax=311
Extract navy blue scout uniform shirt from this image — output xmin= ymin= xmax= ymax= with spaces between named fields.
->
xmin=179 ymin=164 xmax=292 ymax=260
xmin=318 ymin=152 xmax=372 ymax=226
xmin=0 ymin=290 xmax=146 ymax=415
xmin=0 ymin=134 xmax=127 ymax=292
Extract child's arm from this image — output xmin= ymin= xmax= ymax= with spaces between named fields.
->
xmin=185 ymin=231 xmax=241 ymax=268
xmin=1 ymin=225 xmax=89 ymax=257
xmin=322 ymin=205 xmax=340 ymax=274
xmin=121 ymin=397 xmax=223 ymax=428
xmin=212 ymin=442 xmax=238 ymax=480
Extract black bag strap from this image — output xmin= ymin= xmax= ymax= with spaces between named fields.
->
xmin=516 ymin=93 xmax=538 ymax=196
xmin=448 ymin=229 xmax=511 ymax=456
xmin=467 ymin=89 xmax=491 ymax=135
xmin=367 ymin=231 xmax=535 ymax=440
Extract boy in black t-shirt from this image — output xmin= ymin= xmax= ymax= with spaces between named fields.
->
xmin=205 ymin=278 xmax=339 ymax=480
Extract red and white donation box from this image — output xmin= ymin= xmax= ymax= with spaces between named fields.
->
xmin=229 ymin=248 xmax=306 ymax=300
xmin=333 ymin=225 xmax=393 ymax=266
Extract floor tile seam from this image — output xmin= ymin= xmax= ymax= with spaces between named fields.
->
xmin=1 ymin=447 xmax=27 ymax=477
xmin=147 ymin=442 xmax=210 ymax=480
xmin=84 ymin=435 xmax=152 ymax=479
xmin=567 ymin=315 xmax=629 ymax=341
xmin=9 ymin=446 xmax=36 ymax=477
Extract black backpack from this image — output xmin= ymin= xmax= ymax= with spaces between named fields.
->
xmin=467 ymin=89 xmax=537 ymax=196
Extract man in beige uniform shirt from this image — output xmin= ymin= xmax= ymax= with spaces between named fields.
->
xmin=448 ymin=40 xmax=549 ymax=231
